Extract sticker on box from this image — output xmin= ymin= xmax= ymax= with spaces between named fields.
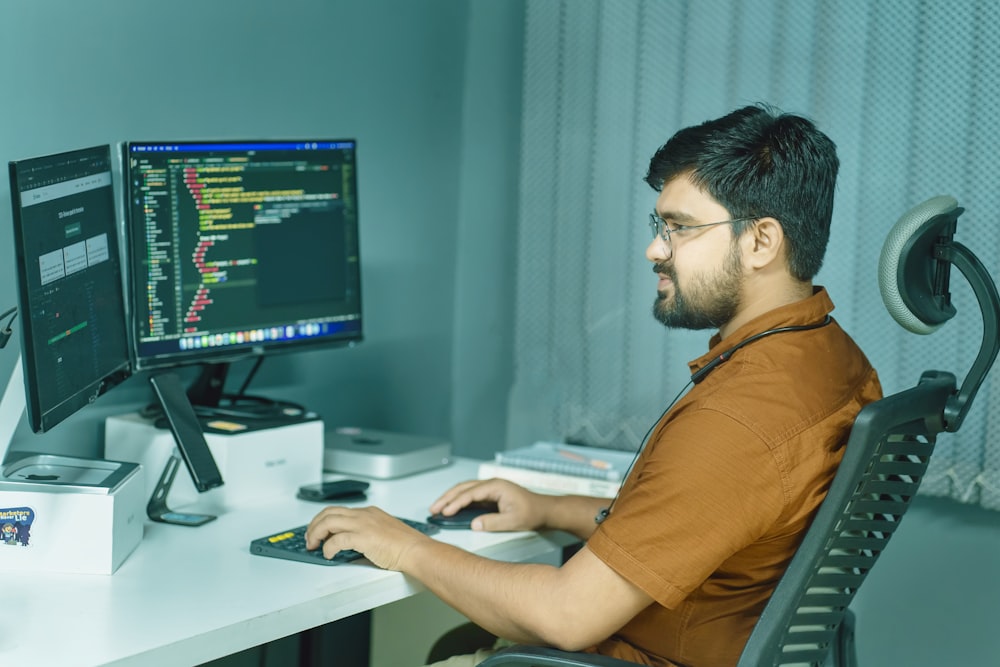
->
xmin=0 ymin=507 xmax=34 ymax=547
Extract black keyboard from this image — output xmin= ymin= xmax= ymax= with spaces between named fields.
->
xmin=249 ymin=518 xmax=440 ymax=566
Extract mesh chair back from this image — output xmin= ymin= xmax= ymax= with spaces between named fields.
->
xmin=737 ymin=370 xmax=956 ymax=667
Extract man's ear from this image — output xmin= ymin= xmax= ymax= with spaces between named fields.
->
xmin=743 ymin=217 xmax=785 ymax=269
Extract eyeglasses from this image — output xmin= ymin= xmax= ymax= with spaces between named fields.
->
xmin=648 ymin=212 xmax=757 ymax=256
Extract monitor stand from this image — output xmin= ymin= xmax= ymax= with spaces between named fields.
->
xmin=146 ymin=452 xmax=217 ymax=527
xmin=145 ymin=372 xmax=224 ymax=527
xmin=0 ymin=357 xmax=25 ymax=466
xmin=186 ymin=361 xmax=313 ymax=426
xmin=188 ymin=361 xmax=229 ymax=409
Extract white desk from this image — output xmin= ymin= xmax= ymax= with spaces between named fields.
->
xmin=0 ymin=458 xmax=573 ymax=666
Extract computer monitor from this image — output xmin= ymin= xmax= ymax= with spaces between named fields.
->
xmin=122 ymin=139 xmax=363 ymax=412
xmin=7 ymin=145 xmax=131 ymax=433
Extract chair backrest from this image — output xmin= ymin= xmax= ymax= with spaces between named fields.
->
xmin=736 ymin=369 xmax=955 ymax=667
xmin=739 ymin=194 xmax=999 ymax=666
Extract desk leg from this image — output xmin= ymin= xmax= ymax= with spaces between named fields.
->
xmin=298 ymin=610 xmax=372 ymax=667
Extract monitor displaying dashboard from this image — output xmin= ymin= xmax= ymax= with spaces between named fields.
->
xmin=122 ymin=139 xmax=363 ymax=407
xmin=8 ymin=145 xmax=131 ymax=433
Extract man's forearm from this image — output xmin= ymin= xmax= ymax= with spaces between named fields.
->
xmin=406 ymin=539 xmax=564 ymax=644
xmin=400 ymin=533 xmax=651 ymax=651
xmin=402 ymin=537 xmax=615 ymax=649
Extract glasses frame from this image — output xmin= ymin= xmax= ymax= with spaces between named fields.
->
xmin=648 ymin=212 xmax=758 ymax=256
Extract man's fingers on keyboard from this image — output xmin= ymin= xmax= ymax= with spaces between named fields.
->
xmin=306 ymin=507 xmax=357 ymax=548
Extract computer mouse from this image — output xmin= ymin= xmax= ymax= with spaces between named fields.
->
xmin=426 ymin=502 xmax=500 ymax=529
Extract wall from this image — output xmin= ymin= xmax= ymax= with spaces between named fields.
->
xmin=450 ymin=2 xmax=524 ymax=459
xmin=0 ymin=0 xmax=523 ymax=462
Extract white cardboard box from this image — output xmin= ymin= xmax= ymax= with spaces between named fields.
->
xmin=104 ymin=412 xmax=324 ymax=512
xmin=0 ymin=454 xmax=144 ymax=575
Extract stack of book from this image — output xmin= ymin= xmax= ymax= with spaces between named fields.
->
xmin=477 ymin=441 xmax=635 ymax=498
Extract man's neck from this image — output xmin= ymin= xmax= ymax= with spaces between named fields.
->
xmin=720 ymin=279 xmax=814 ymax=339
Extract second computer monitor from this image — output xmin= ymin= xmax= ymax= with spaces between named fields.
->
xmin=122 ymin=140 xmax=363 ymax=402
xmin=8 ymin=145 xmax=131 ymax=433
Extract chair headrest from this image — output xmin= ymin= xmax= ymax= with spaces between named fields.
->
xmin=879 ymin=195 xmax=1000 ymax=431
xmin=878 ymin=195 xmax=961 ymax=335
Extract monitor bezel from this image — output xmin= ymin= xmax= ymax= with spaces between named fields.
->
xmin=121 ymin=138 xmax=364 ymax=374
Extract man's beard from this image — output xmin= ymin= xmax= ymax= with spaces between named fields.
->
xmin=651 ymin=243 xmax=744 ymax=330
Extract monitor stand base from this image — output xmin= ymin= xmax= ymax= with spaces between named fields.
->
xmin=146 ymin=453 xmax=217 ymax=527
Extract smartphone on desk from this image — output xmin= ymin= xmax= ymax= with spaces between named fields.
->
xmin=297 ymin=479 xmax=370 ymax=502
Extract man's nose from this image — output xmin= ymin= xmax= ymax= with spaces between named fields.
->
xmin=646 ymin=237 xmax=668 ymax=263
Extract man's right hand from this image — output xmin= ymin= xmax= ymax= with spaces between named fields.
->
xmin=429 ymin=478 xmax=548 ymax=532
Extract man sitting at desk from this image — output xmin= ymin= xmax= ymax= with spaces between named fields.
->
xmin=306 ymin=104 xmax=881 ymax=667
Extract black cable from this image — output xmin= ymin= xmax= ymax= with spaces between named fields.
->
xmin=595 ymin=379 xmax=693 ymax=524
xmin=0 ymin=307 xmax=17 ymax=349
xmin=595 ymin=315 xmax=834 ymax=523
xmin=141 ymin=398 xmax=309 ymax=423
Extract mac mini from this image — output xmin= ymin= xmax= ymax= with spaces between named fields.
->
xmin=323 ymin=427 xmax=452 ymax=479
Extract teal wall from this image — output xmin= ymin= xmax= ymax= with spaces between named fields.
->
xmin=0 ymin=0 xmax=523 ymax=461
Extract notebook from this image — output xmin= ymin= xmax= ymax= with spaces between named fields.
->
xmin=493 ymin=442 xmax=635 ymax=482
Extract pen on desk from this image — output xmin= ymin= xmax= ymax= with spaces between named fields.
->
xmin=557 ymin=447 xmax=612 ymax=470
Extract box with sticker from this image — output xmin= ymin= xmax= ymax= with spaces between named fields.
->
xmin=0 ymin=453 xmax=144 ymax=575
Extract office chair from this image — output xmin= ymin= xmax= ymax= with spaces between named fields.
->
xmin=478 ymin=195 xmax=1000 ymax=667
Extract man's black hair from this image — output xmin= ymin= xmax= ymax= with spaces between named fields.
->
xmin=645 ymin=104 xmax=839 ymax=281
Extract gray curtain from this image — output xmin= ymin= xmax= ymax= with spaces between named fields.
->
xmin=507 ymin=0 xmax=1000 ymax=510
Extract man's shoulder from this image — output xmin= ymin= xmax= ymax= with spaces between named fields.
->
xmin=680 ymin=324 xmax=878 ymax=443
